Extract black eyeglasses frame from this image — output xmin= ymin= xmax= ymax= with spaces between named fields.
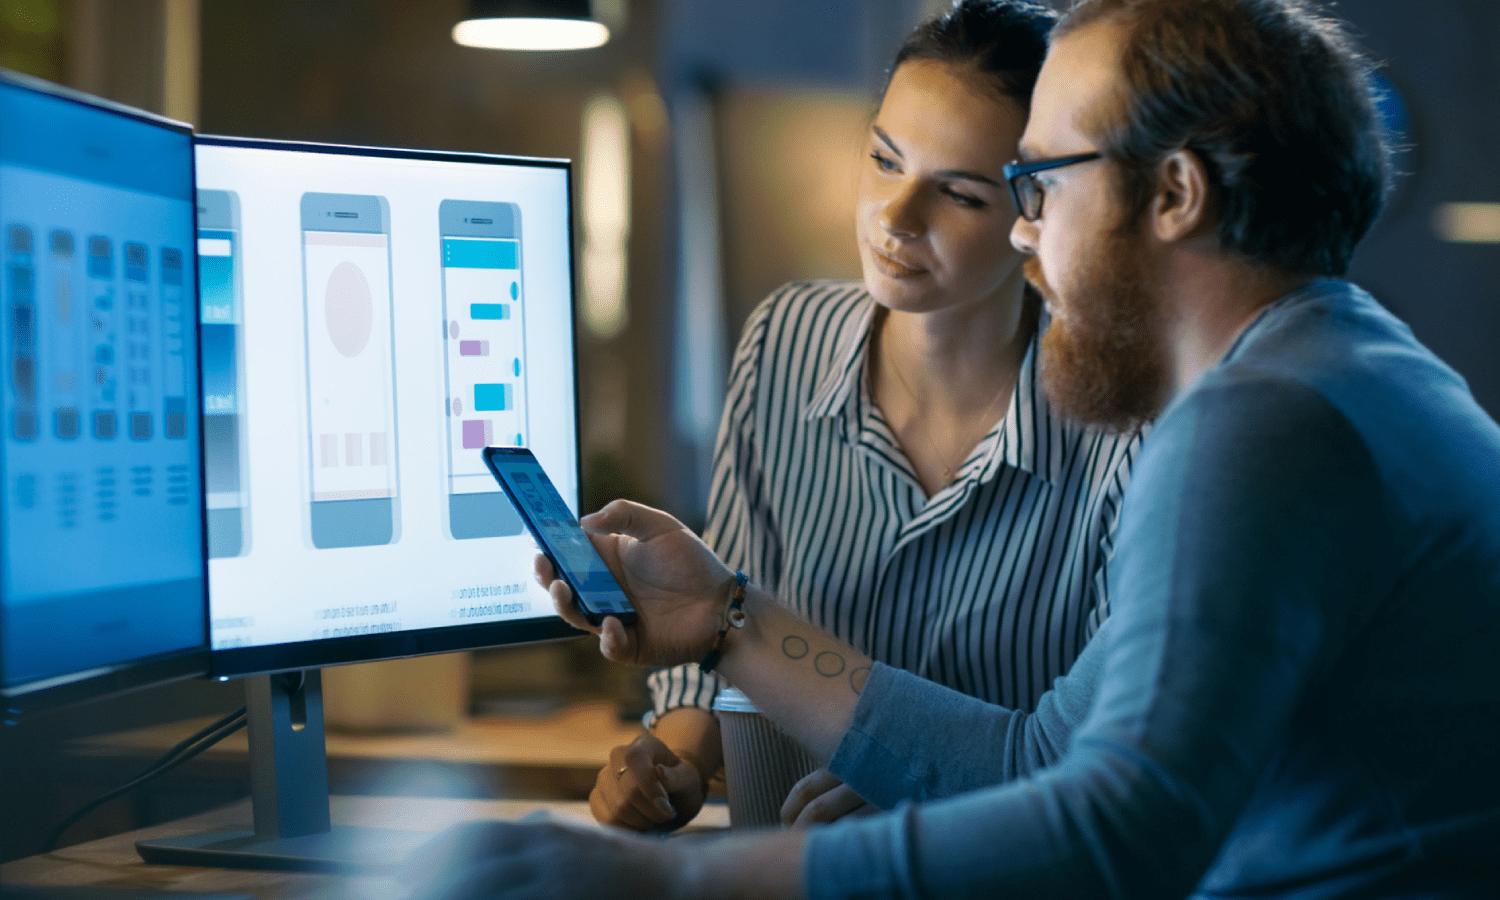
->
xmin=1003 ymin=151 xmax=1103 ymax=221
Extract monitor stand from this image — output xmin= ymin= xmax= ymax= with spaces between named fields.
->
xmin=134 ymin=670 xmax=431 ymax=873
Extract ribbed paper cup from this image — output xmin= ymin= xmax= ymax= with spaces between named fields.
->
xmin=712 ymin=686 xmax=820 ymax=829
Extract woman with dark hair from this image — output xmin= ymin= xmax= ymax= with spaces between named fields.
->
xmin=591 ymin=0 xmax=1142 ymax=831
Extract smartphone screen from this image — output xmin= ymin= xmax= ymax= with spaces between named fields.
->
xmin=198 ymin=189 xmax=249 ymax=557
xmin=300 ymin=192 xmax=399 ymax=549
xmin=482 ymin=447 xmax=634 ymax=625
xmin=439 ymin=199 xmax=525 ymax=540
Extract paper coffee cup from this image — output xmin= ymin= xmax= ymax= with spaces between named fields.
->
xmin=712 ymin=686 xmax=820 ymax=829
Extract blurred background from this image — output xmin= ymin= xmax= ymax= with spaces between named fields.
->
xmin=1 ymin=0 xmax=1496 ymax=861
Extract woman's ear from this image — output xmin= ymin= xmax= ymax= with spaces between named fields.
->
xmin=1149 ymin=148 xmax=1214 ymax=244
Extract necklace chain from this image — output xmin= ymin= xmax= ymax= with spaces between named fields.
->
xmin=881 ymin=339 xmax=1010 ymax=485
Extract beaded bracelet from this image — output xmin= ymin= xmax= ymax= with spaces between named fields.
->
xmin=698 ymin=570 xmax=749 ymax=674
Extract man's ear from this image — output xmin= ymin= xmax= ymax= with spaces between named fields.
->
xmin=1149 ymin=148 xmax=1214 ymax=243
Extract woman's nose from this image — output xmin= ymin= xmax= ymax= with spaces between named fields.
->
xmin=878 ymin=181 xmax=925 ymax=239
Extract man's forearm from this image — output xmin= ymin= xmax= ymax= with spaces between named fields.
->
xmin=675 ymin=828 xmax=807 ymax=900
xmin=713 ymin=588 xmax=871 ymax=762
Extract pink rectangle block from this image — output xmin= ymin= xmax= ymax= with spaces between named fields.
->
xmin=459 ymin=340 xmax=490 ymax=357
xmin=320 ymin=434 xmax=338 ymax=468
xmin=462 ymin=419 xmax=492 ymax=449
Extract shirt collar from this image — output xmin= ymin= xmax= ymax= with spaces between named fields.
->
xmin=803 ymin=297 xmax=877 ymax=421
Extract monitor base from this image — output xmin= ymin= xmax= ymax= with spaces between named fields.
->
xmin=135 ymin=825 xmax=429 ymax=874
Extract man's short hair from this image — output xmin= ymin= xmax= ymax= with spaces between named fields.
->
xmin=1057 ymin=0 xmax=1391 ymax=277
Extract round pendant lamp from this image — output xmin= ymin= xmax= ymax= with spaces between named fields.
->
xmin=453 ymin=0 xmax=610 ymax=51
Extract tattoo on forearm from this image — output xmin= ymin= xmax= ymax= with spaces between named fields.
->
xmin=814 ymin=651 xmax=845 ymax=677
xmin=781 ymin=632 xmax=866 ymax=695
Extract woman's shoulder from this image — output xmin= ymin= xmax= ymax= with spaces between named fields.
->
xmin=727 ymin=280 xmax=873 ymax=406
xmin=739 ymin=280 xmax=870 ymax=355
xmin=753 ymin=280 xmax=870 ymax=327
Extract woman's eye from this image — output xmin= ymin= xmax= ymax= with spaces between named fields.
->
xmin=942 ymin=186 xmax=987 ymax=209
xmin=870 ymin=151 xmax=899 ymax=173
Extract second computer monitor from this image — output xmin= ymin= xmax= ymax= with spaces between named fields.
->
xmin=1 ymin=71 xmax=208 ymax=717
xmin=195 ymin=136 xmax=579 ymax=676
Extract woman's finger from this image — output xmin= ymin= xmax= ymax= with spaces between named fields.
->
xmin=781 ymin=768 xmax=845 ymax=825
xmin=792 ymin=783 xmax=873 ymax=828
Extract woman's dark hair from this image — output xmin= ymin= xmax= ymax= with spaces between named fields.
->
xmin=886 ymin=0 xmax=1058 ymax=109
xmin=1057 ymin=0 xmax=1391 ymax=277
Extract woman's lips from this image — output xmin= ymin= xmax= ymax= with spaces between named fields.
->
xmin=870 ymin=246 xmax=926 ymax=279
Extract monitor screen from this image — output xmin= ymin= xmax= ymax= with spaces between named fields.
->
xmin=0 ymin=72 xmax=208 ymax=713
xmin=194 ymin=137 xmax=579 ymax=676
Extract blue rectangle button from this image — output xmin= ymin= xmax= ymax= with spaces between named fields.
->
xmin=474 ymin=383 xmax=512 ymax=412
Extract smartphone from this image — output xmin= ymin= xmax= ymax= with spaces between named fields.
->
xmin=300 ymin=192 xmax=400 ymax=549
xmin=438 ymin=199 xmax=525 ymax=540
xmin=197 ymin=189 xmax=250 ymax=556
xmin=482 ymin=447 xmax=635 ymax=626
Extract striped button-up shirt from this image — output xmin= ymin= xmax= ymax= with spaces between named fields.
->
xmin=648 ymin=281 xmax=1142 ymax=716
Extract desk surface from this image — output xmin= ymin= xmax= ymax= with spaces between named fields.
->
xmin=0 ymin=796 xmax=730 ymax=899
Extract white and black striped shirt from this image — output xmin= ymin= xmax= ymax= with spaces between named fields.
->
xmin=648 ymin=281 xmax=1142 ymax=715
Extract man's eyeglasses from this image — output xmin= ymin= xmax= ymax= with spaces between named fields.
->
xmin=1003 ymin=151 xmax=1103 ymax=221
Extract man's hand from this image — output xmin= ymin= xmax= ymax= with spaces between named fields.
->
xmin=538 ymin=499 xmax=736 ymax=668
xmin=403 ymin=819 xmax=689 ymax=900
xmin=781 ymin=769 xmax=879 ymax=827
xmin=591 ymin=733 xmax=707 ymax=832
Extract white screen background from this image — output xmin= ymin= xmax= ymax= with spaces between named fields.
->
xmin=196 ymin=144 xmax=577 ymax=649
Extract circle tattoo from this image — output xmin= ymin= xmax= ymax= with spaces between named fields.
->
xmin=849 ymin=666 xmax=870 ymax=694
xmin=782 ymin=635 xmax=809 ymax=660
xmin=814 ymin=651 xmax=846 ymax=677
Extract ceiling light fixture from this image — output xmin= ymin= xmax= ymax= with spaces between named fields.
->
xmin=453 ymin=0 xmax=610 ymax=52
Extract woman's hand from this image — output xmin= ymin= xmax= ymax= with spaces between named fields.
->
xmin=781 ymin=769 xmax=879 ymax=827
xmin=538 ymin=499 xmax=736 ymax=669
xmin=591 ymin=733 xmax=707 ymax=832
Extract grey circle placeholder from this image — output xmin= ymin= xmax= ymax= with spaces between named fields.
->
xmin=325 ymin=261 xmax=373 ymax=358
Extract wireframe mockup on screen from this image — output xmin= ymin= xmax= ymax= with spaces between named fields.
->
xmin=0 ymin=70 xmax=208 ymax=714
xmin=194 ymin=137 xmax=579 ymax=675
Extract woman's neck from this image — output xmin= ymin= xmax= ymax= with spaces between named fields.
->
xmin=876 ymin=277 xmax=1035 ymax=416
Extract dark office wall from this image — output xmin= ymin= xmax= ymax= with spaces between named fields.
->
xmin=1339 ymin=0 xmax=1500 ymax=417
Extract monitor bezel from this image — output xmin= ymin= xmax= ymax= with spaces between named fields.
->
xmin=0 ymin=68 xmax=212 ymax=718
xmin=193 ymin=134 xmax=586 ymax=679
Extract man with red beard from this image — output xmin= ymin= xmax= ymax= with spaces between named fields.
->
xmin=404 ymin=1 xmax=1500 ymax=898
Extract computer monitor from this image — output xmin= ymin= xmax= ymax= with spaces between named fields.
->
xmin=135 ymin=136 xmax=582 ymax=872
xmin=0 ymin=70 xmax=208 ymax=721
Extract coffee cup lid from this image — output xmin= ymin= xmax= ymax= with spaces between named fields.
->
xmin=711 ymin=686 xmax=760 ymax=713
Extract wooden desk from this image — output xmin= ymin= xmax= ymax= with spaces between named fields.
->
xmin=0 ymin=796 xmax=730 ymax=899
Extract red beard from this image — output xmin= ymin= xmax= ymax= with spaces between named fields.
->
xmin=1026 ymin=223 xmax=1169 ymax=434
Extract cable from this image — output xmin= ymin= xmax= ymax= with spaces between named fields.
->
xmin=43 ymin=706 xmax=248 ymax=852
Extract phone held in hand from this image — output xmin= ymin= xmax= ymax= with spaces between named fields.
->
xmin=482 ymin=447 xmax=637 ymax=627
